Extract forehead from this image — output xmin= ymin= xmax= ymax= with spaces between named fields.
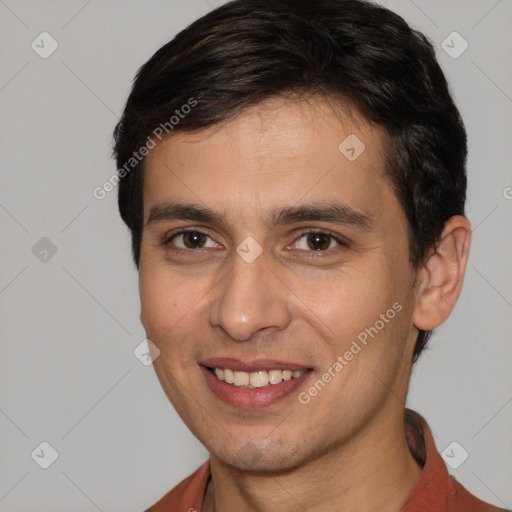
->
xmin=142 ymin=96 xmax=398 ymax=228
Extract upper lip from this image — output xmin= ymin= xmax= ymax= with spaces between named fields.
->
xmin=200 ymin=357 xmax=311 ymax=373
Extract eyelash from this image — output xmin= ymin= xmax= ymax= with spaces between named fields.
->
xmin=162 ymin=228 xmax=350 ymax=255
xmin=294 ymin=229 xmax=350 ymax=250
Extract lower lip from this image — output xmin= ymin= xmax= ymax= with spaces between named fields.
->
xmin=200 ymin=366 xmax=312 ymax=409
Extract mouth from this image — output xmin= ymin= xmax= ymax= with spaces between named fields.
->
xmin=199 ymin=358 xmax=313 ymax=408
xmin=207 ymin=367 xmax=307 ymax=388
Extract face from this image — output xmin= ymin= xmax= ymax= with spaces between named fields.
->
xmin=139 ymin=97 xmax=420 ymax=471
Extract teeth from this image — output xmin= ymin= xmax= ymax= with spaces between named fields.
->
xmin=268 ymin=369 xmax=283 ymax=385
xmin=211 ymin=367 xmax=306 ymax=388
xmin=234 ymin=370 xmax=249 ymax=386
xmin=250 ymin=370 xmax=269 ymax=388
xmin=224 ymin=368 xmax=234 ymax=384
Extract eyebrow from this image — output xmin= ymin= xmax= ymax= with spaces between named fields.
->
xmin=145 ymin=201 xmax=373 ymax=232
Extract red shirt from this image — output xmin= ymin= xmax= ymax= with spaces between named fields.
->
xmin=145 ymin=409 xmax=506 ymax=512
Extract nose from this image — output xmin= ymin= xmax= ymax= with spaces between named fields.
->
xmin=208 ymin=248 xmax=292 ymax=342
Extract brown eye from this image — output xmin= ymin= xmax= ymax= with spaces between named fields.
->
xmin=183 ymin=232 xmax=206 ymax=248
xmin=169 ymin=230 xmax=216 ymax=250
xmin=306 ymin=233 xmax=332 ymax=251
xmin=293 ymin=231 xmax=345 ymax=252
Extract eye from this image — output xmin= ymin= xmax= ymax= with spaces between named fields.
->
xmin=291 ymin=230 xmax=347 ymax=252
xmin=166 ymin=229 xmax=218 ymax=250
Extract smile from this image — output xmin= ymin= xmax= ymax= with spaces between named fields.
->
xmin=200 ymin=361 xmax=313 ymax=408
xmin=209 ymin=367 xmax=307 ymax=388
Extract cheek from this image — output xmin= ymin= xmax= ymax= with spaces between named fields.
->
xmin=299 ymin=263 xmax=394 ymax=337
xmin=311 ymin=264 xmax=412 ymax=383
xmin=139 ymin=264 xmax=187 ymax=344
xmin=140 ymin=296 xmax=195 ymax=384
xmin=138 ymin=262 xmax=216 ymax=367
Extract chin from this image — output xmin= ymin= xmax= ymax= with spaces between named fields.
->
xmin=212 ymin=436 xmax=307 ymax=473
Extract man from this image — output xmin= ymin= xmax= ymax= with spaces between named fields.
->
xmin=112 ymin=0 xmax=507 ymax=510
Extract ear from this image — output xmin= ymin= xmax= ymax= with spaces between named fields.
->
xmin=412 ymin=215 xmax=471 ymax=331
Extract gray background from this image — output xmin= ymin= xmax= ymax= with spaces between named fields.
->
xmin=1 ymin=0 xmax=511 ymax=510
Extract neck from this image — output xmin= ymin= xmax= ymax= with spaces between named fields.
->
xmin=204 ymin=406 xmax=423 ymax=512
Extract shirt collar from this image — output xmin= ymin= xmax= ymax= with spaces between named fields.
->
xmin=401 ymin=408 xmax=455 ymax=511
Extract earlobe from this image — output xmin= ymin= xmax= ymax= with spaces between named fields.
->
xmin=412 ymin=215 xmax=471 ymax=331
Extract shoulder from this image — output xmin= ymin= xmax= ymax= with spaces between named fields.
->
xmin=450 ymin=476 xmax=510 ymax=512
xmin=144 ymin=461 xmax=210 ymax=512
xmin=403 ymin=409 xmax=507 ymax=512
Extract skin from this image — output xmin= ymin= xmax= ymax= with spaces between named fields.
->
xmin=139 ymin=96 xmax=471 ymax=512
